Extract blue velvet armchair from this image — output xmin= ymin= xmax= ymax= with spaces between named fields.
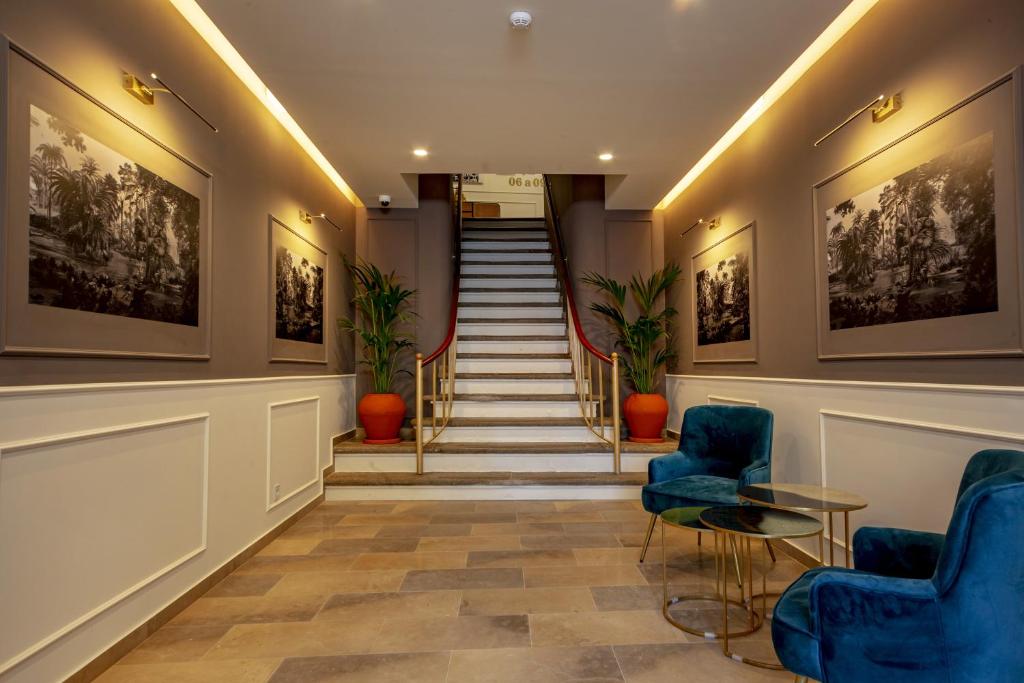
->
xmin=638 ymin=405 xmax=774 ymax=562
xmin=772 ymin=449 xmax=1024 ymax=683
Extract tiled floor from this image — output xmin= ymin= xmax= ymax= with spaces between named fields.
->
xmin=97 ymin=500 xmax=806 ymax=682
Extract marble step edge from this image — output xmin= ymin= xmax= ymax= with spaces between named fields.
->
xmin=457 ymin=353 xmax=570 ymax=359
xmin=452 ymin=372 xmax=575 ymax=380
xmin=325 ymin=471 xmax=646 ymax=486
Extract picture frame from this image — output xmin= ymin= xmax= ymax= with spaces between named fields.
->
xmin=0 ymin=37 xmax=213 ymax=360
xmin=812 ymin=66 xmax=1024 ymax=360
xmin=690 ymin=221 xmax=758 ymax=364
xmin=268 ymin=214 xmax=327 ymax=364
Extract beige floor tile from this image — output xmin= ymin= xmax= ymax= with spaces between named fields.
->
xmin=555 ymin=500 xmax=639 ymax=512
xmin=170 ymin=595 xmax=326 ymax=627
xmin=204 ymin=620 xmax=382 ymax=660
xmin=521 ymin=534 xmax=622 ymax=550
xmin=316 ymin=502 xmax=397 ymax=514
xmin=235 ymin=554 xmax=358 ymax=574
xmin=368 ymin=614 xmax=530 ymax=653
xmin=206 ymin=574 xmax=282 ymax=597
xmin=268 ymin=651 xmax=451 ymax=683
xmin=267 ymin=570 xmax=407 ymax=597
xmin=530 ymin=610 xmax=694 ymax=647
xmin=391 ymin=501 xmax=480 ymax=514
xmin=524 ymin=565 xmax=647 ymax=588
xmin=326 ymin=525 xmax=384 ymax=538
xmin=472 ymin=501 xmax=558 ymax=513
xmin=573 ymin=548 xmax=644 ymax=566
xmin=613 ymin=642 xmax=790 ymax=681
xmin=589 ymin=586 xmax=662 ymax=611
xmin=349 ymin=551 xmax=468 ymax=570
xmin=400 ymin=567 xmax=524 ymax=591
xmin=447 ymin=646 xmax=623 ymax=682
xmin=466 ymin=549 xmax=577 ymax=568
xmin=459 ymin=587 xmax=596 ymax=616
xmin=310 ymin=538 xmax=419 ymax=554
xmin=258 ymin=538 xmax=320 ymax=557
xmin=119 ymin=626 xmax=231 ymax=664
xmin=430 ymin=512 xmax=517 ymax=524
xmin=94 ymin=659 xmax=281 ymax=683
xmin=336 ymin=513 xmax=431 ymax=526
xmin=601 ymin=510 xmax=652 ymax=522
xmin=373 ymin=524 xmax=472 ymax=538
xmin=418 ymin=535 xmax=522 ymax=552
xmin=470 ymin=522 xmax=564 ymax=536
xmin=316 ymin=590 xmax=461 ymax=621
xmin=517 ymin=511 xmax=607 ymax=524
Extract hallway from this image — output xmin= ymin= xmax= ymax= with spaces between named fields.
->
xmin=96 ymin=499 xmax=803 ymax=682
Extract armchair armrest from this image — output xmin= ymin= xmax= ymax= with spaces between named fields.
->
xmin=852 ymin=527 xmax=945 ymax=579
xmin=738 ymin=458 xmax=770 ymax=489
xmin=806 ymin=571 xmax=945 ymax=679
xmin=648 ymin=450 xmax=707 ymax=484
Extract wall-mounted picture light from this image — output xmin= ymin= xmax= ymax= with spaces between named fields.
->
xmin=680 ymin=216 xmax=721 ymax=237
xmin=122 ymin=71 xmax=218 ymax=132
xmin=300 ymin=210 xmax=343 ymax=231
xmin=815 ymin=92 xmax=902 ymax=147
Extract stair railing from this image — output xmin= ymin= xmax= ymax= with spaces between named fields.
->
xmin=414 ymin=175 xmax=463 ymax=474
xmin=542 ymin=176 xmax=622 ymax=473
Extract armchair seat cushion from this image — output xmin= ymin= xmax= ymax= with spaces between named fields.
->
xmin=642 ymin=474 xmax=739 ymax=514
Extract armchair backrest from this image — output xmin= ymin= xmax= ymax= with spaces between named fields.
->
xmin=678 ymin=405 xmax=773 ymax=476
xmin=954 ymin=448 xmax=1024 ymax=501
xmin=932 ymin=466 xmax=1024 ymax=680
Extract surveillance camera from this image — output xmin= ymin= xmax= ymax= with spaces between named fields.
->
xmin=378 ymin=194 xmax=391 ymax=208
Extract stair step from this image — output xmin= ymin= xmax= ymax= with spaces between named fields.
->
xmin=457 ymin=308 xmax=563 ymax=320
xmin=462 ymin=237 xmax=549 ymax=243
xmin=451 ymin=393 xmax=580 ymax=401
xmin=458 ymin=302 xmax=561 ymax=307
xmin=457 ymin=339 xmax=569 ymax=355
xmin=462 ymin=249 xmax=551 ymax=254
xmin=458 ymin=335 xmax=566 ymax=341
xmin=457 ymin=353 xmax=570 ymax=359
xmin=457 ymin=317 xmax=564 ymax=324
xmin=460 ymin=274 xmax=555 ymax=279
xmin=325 ymin=472 xmax=645 ymax=486
xmin=460 ymin=287 xmax=560 ymax=293
xmin=457 ymin=358 xmax=572 ymax=374
xmin=458 ymin=324 xmax=567 ymax=338
xmin=455 ymin=372 xmax=574 ymax=380
xmin=442 ymin=417 xmax=588 ymax=427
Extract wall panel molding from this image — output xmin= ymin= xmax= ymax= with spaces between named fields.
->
xmin=0 ymin=373 xmax=354 ymax=399
xmin=707 ymin=393 xmax=760 ymax=406
xmin=265 ymin=396 xmax=321 ymax=511
xmin=0 ymin=414 xmax=210 ymax=675
xmin=668 ymin=373 xmax=1024 ymax=397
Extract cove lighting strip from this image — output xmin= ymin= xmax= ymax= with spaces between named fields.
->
xmin=655 ymin=0 xmax=880 ymax=210
xmin=167 ymin=0 xmax=363 ymax=207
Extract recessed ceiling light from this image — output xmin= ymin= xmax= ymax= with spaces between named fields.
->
xmin=598 ymin=152 xmax=614 ymax=161
xmin=413 ymin=148 xmax=429 ymax=157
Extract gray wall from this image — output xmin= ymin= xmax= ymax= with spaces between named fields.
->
xmin=663 ymin=0 xmax=1024 ymax=386
xmin=355 ymin=175 xmax=454 ymax=416
xmin=0 ymin=0 xmax=356 ymax=386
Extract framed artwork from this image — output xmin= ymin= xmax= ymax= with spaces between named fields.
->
xmin=0 ymin=37 xmax=213 ymax=359
xmin=813 ymin=67 xmax=1024 ymax=359
xmin=691 ymin=221 xmax=758 ymax=363
xmin=268 ymin=215 xmax=327 ymax=364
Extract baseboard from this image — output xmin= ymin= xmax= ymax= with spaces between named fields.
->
xmin=777 ymin=539 xmax=821 ymax=569
xmin=332 ymin=428 xmax=356 ymax=448
xmin=665 ymin=429 xmax=680 ymax=441
xmin=64 ymin=487 xmax=326 ymax=682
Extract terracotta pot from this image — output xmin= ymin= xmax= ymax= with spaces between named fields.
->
xmin=358 ymin=393 xmax=406 ymax=444
xmin=623 ymin=392 xmax=668 ymax=443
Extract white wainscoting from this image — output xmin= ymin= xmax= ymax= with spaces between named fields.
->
xmin=667 ymin=374 xmax=1024 ymax=558
xmin=0 ymin=374 xmax=355 ymax=683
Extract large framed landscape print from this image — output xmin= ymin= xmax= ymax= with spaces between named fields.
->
xmin=813 ymin=67 xmax=1024 ymax=359
xmin=0 ymin=38 xmax=213 ymax=359
xmin=268 ymin=215 xmax=327 ymax=364
xmin=691 ymin=222 xmax=758 ymax=363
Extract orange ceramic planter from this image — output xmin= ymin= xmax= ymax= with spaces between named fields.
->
xmin=358 ymin=393 xmax=406 ymax=444
xmin=623 ymin=393 xmax=668 ymax=443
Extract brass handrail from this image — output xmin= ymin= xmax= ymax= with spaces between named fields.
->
xmin=414 ymin=175 xmax=463 ymax=473
xmin=543 ymin=176 xmax=621 ymax=473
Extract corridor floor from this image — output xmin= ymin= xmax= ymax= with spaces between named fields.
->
xmin=97 ymin=499 xmax=804 ymax=682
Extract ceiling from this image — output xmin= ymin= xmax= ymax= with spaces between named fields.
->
xmin=198 ymin=0 xmax=849 ymax=209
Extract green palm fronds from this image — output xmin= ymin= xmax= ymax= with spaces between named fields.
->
xmin=581 ymin=263 xmax=681 ymax=394
xmin=339 ymin=258 xmax=416 ymax=394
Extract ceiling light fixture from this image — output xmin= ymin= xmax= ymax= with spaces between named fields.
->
xmin=413 ymin=148 xmax=429 ymax=157
xmin=510 ymin=11 xmax=533 ymax=29
xmin=598 ymin=152 xmax=614 ymax=161
xmin=656 ymin=0 xmax=880 ymax=210
xmin=166 ymin=0 xmax=362 ymax=207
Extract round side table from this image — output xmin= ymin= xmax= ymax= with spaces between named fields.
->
xmin=659 ymin=507 xmax=762 ymax=639
xmin=700 ymin=505 xmax=823 ymax=670
xmin=738 ymin=483 xmax=867 ymax=567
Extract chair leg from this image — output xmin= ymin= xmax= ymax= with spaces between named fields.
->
xmin=794 ymin=677 xmax=809 ymax=683
xmin=638 ymin=513 xmax=657 ymax=564
xmin=766 ymin=539 xmax=777 ymax=563
xmin=697 ymin=532 xmax=702 ymax=547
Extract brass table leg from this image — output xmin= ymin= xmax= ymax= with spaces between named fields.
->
xmin=828 ymin=512 xmax=835 ymax=566
xmin=844 ymin=511 xmax=851 ymax=568
xmin=721 ymin=533 xmax=784 ymax=670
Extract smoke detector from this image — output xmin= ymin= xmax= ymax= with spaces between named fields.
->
xmin=510 ymin=11 xmax=532 ymax=29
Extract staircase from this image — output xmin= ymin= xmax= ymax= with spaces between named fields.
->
xmin=327 ymin=193 xmax=673 ymax=500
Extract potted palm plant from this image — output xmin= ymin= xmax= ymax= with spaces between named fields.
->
xmin=582 ymin=264 xmax=681 ymax=442
xmin=339 ymin=259 xmax=416 ymax=444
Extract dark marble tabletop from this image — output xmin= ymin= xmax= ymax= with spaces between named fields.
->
xmin=738 ymin=483 xmax=867 ymax=512
xmin=699 ymin=505 xmax=823 ymax=539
